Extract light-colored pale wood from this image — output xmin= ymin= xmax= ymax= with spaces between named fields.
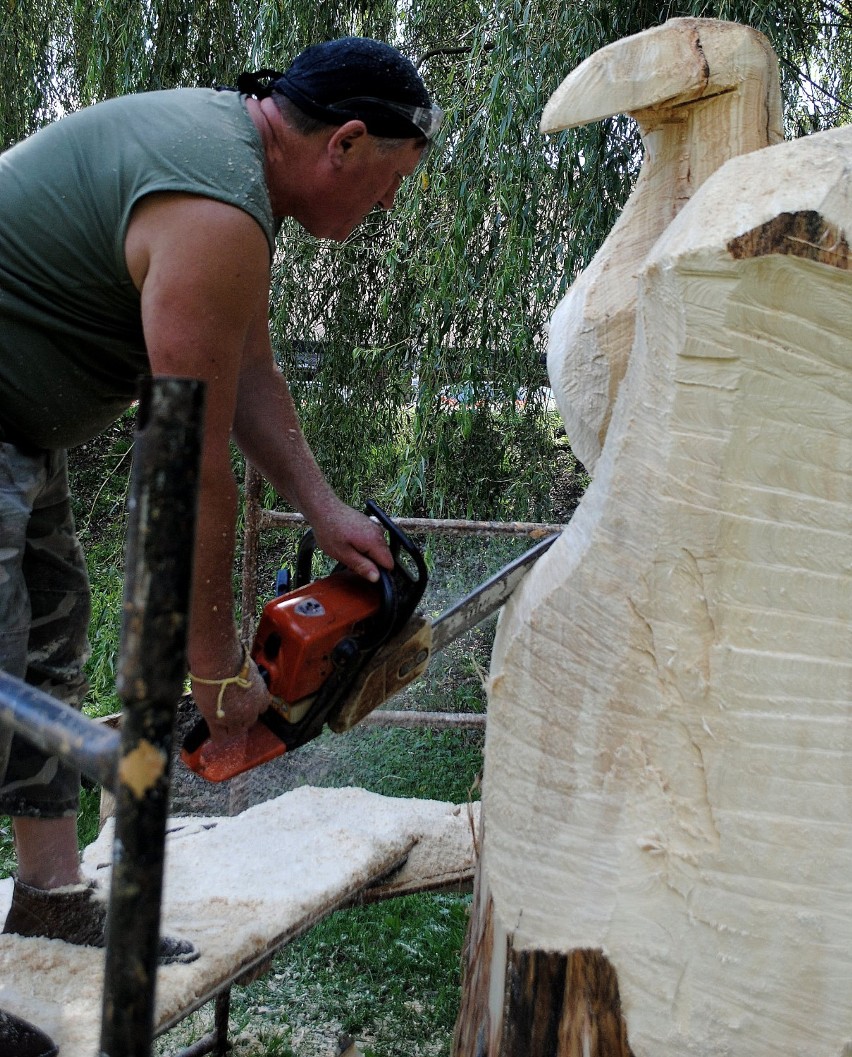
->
xmin=455 ymin=20 xmax=852 ymax=1057
xmin=542 ymin=18 xmax=782 ymax=474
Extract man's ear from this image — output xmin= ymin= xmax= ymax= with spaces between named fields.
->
xmin=327 ymin=120 xmax=369 ymax=168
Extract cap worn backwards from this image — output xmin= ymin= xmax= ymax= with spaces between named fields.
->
xmin=237 ymin=37 xmax=442 ymax=142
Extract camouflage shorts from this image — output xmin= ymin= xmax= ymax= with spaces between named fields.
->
xmin=0 ymin=442 xmax=91 ymax=818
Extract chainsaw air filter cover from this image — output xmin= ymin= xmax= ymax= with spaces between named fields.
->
xmin=252 ymin=569 xmax=384 ymax=704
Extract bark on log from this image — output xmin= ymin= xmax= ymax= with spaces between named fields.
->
xmin=454 ymin=20 xmax=852 ymax=1057
xmin=455 ymin=868 xmax=634 ymax=1057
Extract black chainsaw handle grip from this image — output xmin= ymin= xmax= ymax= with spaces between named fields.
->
xmin=293 ymin=528 xmax=319 ymax=589
xmin=364 ymin=499 xmax=428 ymax=591
xmin=294 ymin=500 xmax=426 ymax=591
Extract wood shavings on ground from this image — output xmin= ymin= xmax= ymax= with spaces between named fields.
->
xmin=0 ymin=787 xmax=479 ymax=1057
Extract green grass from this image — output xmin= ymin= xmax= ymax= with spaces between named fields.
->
xmin=83 ymin=542 xmax=126 ymax=718
xmin=247 ymin=892 xmax=470 ymax=1057
xmin=339 ymin=726 xmax=483 ymax=803
xmin=162 ymin=892 xmax=471 ymax=1057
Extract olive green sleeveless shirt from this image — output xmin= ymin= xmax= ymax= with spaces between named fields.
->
xmin=0 ymin=89 xmax=274 ymax=449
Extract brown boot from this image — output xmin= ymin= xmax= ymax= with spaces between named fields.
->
xmin=3 ymin=878 xmax=199 ymax=964
xmin=0 ymin=1009 xmax=57 ymax=1057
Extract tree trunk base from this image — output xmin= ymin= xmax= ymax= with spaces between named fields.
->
xmin=454 ymin=872 xmax=634 ymax=1057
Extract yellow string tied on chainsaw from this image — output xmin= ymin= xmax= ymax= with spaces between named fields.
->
xmin=190 ymin=644 xmax=252 ymax=720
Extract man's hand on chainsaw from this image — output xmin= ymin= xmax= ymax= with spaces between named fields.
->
xmin=311 ymin=501 xmax=393 ymax=583
xmin=190 ymin=652 xmax=272 ymax=742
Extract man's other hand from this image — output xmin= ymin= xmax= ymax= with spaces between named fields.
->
xmin=312 ymin=501 xmax=394 ymax=583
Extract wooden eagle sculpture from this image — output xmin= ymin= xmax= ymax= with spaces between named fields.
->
xmin=454 ymin=18 xmax=852 ymax=1057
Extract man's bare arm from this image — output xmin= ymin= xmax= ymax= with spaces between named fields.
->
xmin=125 ymin=192 xmax=273 ymax=737
xmin=231 ymin=317 xmax=392 ymax=582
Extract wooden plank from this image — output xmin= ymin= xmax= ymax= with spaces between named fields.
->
xmin=0 ymin=787 xmax=478 ymax=1056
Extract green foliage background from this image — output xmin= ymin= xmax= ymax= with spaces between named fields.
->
xmin=2 ymin=0 xmax=851 ymax=519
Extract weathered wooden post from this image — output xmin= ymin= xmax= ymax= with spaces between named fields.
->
xmin=454 ymin=19 xmax=852 ymax=1056
xmin=100 ymin=377 xmax=204 ymax=1057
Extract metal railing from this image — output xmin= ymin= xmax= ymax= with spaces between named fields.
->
xmin=0 ymin=377 xmax=204 ymax=1057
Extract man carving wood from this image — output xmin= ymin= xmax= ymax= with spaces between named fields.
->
xmin=0 ymin=36 xmax=440 ymax=1053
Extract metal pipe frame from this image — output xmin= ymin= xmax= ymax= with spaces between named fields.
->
xmin=0 ymin=377 xmax=205 ymax=1057
xmin=0 ymin=673 xmax=120 ymax=790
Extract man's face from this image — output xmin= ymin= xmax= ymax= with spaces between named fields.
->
xmin=307 ymin=136 xmax=425 ymax=242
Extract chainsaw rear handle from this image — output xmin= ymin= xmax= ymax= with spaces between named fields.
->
xmin=180 ymin=709 xmax=289 ymax=782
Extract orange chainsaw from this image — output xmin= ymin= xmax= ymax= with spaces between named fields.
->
xmin=181 ymin=501 xmax=558 ymax=782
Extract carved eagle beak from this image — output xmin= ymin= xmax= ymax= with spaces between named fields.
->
xmin=540 ymin=17 xmax=783 ymax=142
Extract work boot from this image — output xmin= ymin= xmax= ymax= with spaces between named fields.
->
xmin=3 ymin=878 xmax=199 ymax=964
xmin=0 ymin=1009 xmax=57 ymax=1057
